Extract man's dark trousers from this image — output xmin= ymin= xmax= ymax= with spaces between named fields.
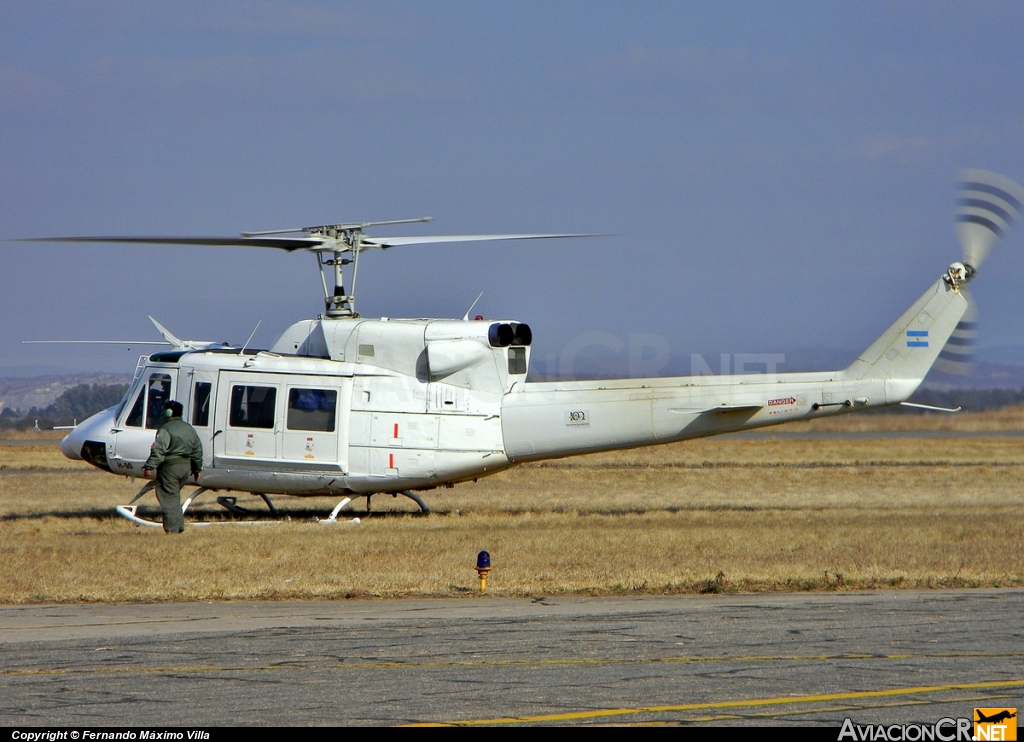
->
xmin=156 ymin=461 xmax=191 ymax=533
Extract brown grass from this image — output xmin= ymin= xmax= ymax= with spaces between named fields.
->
xmin=1 ymin=415 xmax=1022 ymax=603
xmin=0 ymin=444 xmax=81 ymax=470
xmin=2 ymin=508 xmax=1018 ymax=603
xmin=775 ymin=404 xmax=1024 ymax=432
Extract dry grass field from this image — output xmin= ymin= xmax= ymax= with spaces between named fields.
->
xmin=775 ymin=404 xmax=1024 ymax=432
xmin=1 ymin=409 xmax=1022 ymax=603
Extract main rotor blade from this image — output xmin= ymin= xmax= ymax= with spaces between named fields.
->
xmin=16 ymin=236 xmax=330 ymax=251
xmin=360 ymin=233 xmax=600 ymax=248
xmin=23 ymin=340 xmax=170 ymax=345
xmin=15 ymin=232 xmax=599 ymax=252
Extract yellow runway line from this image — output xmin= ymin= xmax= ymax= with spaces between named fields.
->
xmin=404 ymin=679 xmax=1024 ymax=726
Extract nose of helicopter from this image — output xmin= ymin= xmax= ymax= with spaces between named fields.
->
xmin=59 ymin=406 xmax=118 ymax=462
xmin=61 ymin=428 xmax=84 ymax=460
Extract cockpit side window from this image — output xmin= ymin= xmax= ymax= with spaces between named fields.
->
xmin=192 ymin=382 xmax=212 ymax=427
xmin=144 ymin=373 xmax=173 ymax=429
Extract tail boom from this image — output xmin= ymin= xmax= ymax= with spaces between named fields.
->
xmin=501 ymin=270 xmax=970 ymax=464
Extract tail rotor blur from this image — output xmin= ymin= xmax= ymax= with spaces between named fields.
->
xmin=956 ymin=169 xmax=1024 ymax=271
xmin=934 ymin=170 xmax=1024 ymax=375
xmin=933 ymin=290 xmax=978 ymax=375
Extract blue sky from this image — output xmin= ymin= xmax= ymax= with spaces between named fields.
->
xmin=3 ymin=2 xmax=1024 ymax=375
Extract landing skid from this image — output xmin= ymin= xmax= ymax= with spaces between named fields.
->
xmin=115 ymin=504 xmax=163 ymax=528
xmin=116 ymin=482 xmax=282 ymax=527
xmin=114 ymin=505 xmax=280 ymax=528
xmin=116 ymin=481 xmax=428 ymax=527
xmin=317 ymin=490 xmax=429 ymax=524
xmin=317 ymin=497 xmax=356 ymax=525
xmin=215 ymin=493 xmax=279 ymax=517
xmin=116 ymin=482 xmax=213 ymax=528
xmin=396 ymin=490 xmax=430 ymax=513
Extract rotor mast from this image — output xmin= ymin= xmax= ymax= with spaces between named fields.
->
xmin=319 ymin=226 xmax=359 ymax=318
xmin=261 ymin=217 xmax=432 ymax=319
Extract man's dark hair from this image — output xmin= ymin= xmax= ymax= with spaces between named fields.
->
xmin=166 ymin=400 xmax=184 ymax=418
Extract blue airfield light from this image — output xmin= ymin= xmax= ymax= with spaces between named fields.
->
xmin=476 ymin=551 xmax=492 ymax=592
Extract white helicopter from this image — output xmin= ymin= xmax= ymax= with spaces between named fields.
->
xmin=35 ymin=170 xmax=1024 ymax=526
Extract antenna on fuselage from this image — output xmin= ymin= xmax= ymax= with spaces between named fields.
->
xmin=462 ymin=292 xmax=484 ymax=321
xmin=239 ymin=320 xmax=262 ymax=355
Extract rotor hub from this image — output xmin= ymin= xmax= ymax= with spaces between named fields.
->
xmin=942 ymin=261 xmax=975 ymax=291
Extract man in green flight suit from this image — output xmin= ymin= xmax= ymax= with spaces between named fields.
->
xmin=143 ymin=400 xmax=203 ymax=533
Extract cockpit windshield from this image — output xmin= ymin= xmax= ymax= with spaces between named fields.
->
xmin=114 ymin=385 xmax=133 ymax=420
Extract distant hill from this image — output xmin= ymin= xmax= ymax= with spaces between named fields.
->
xmin=0 ymin=373 xmax=133 ymax=414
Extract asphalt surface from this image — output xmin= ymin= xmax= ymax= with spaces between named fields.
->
xmin=1 ymin=590 xmax=1022 ymax=726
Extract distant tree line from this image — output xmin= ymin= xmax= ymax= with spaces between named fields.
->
xmin=0 ymin=383 xmax=129 ymax=431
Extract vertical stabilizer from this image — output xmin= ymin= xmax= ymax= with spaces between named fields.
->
xmin=844 ymin=276 xmax=969 ymax=390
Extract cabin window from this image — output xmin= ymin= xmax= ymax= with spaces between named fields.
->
xmin=229 ymin=385 xmax=277 ymax=429
xmin=192 ymin=382 xmax=212 ymax=427
xmin=287 ymin=388 xmax=337 ymax=432
xmin=508 ymin=347 xmax=527 ymax=375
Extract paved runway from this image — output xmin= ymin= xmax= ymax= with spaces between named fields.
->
xmin=1 ymin=590 xmax=1022 ymax=726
